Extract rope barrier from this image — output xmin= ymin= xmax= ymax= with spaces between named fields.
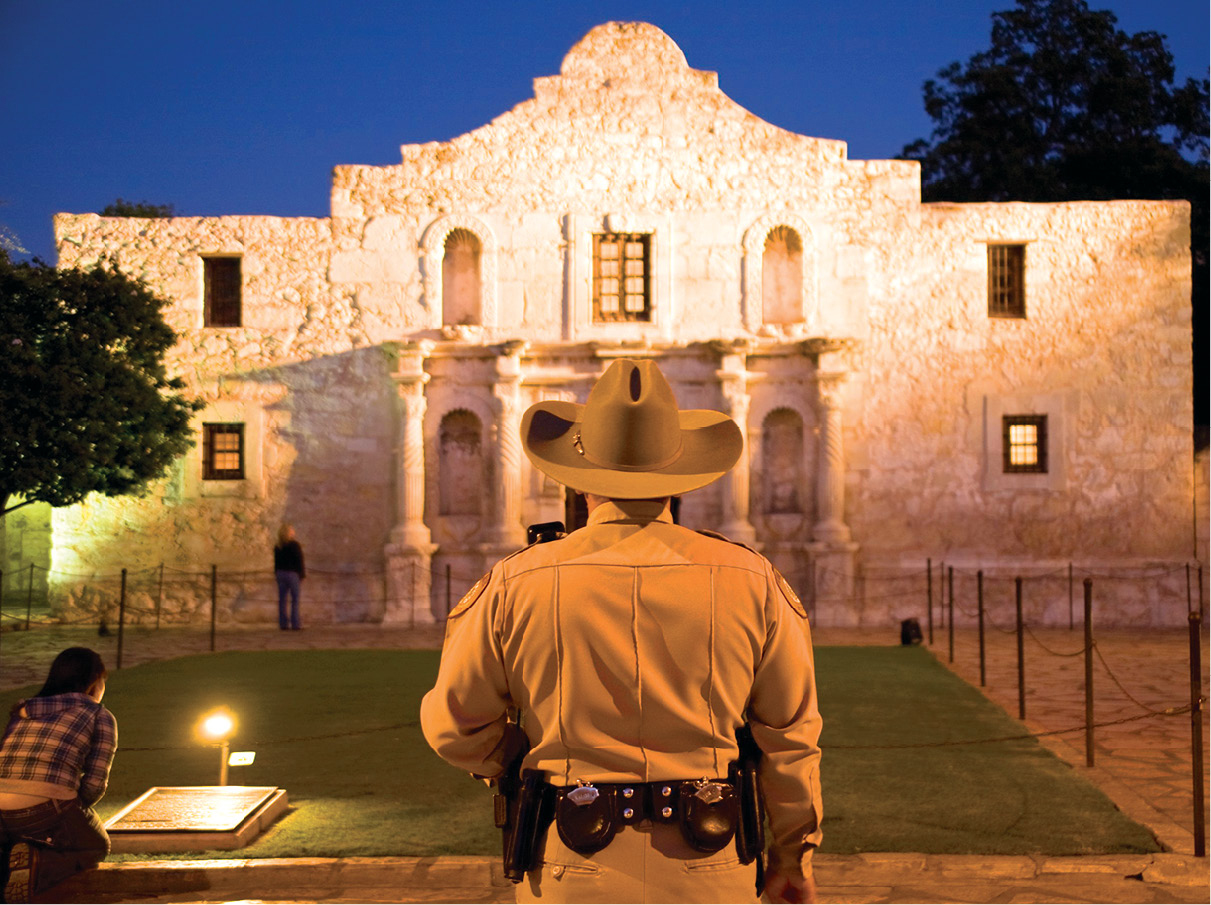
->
xmin=829 ymin=704 xmax=1193 ymax=750
xmin=1092 ymin=643 xmax=1185 ymax=717
xmin=1023 ymin=626 xmax=1088 ymax=658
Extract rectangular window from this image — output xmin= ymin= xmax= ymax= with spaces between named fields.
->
xmin=1002 ymin=415 xmax=1047 ymax=473
xmin=204 ymin=257 xmax=242 ymax=327
xmin=202 ymin=423 xmax=245 ymax=480
xmin=987 ymin=244 xmax=1025 ymax=318
xmin=593 ymin=233 xmax=650 ymax=322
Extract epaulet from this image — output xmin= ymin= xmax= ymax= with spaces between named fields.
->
xmin=696 ymin=530 xmax=807 ymax=620
xmin=695 ymin=528 xmax=761 ymax=557
xmin=450 ymin=525 xmax=564 ymax=620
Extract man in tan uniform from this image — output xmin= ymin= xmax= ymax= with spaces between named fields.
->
xmin=421 ymin=359 xmax=822 ymax=903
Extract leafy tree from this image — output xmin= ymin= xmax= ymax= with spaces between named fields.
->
xmin=0 ymin=251 xmax=200 ymax=517
xmin=900 ymin=0 xmax=1208 ymax=430
xmin=100 ymin=199 xmax=175 ymax=218
xmin=0 ymin=200 xmax=27 ymax=255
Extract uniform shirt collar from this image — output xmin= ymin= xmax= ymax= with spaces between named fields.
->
xmin=587 ymin=499 xmax=673 ymax=526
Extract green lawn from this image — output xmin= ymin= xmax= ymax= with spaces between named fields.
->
xmin=0 ymin=646 xmax=1159 ymax=859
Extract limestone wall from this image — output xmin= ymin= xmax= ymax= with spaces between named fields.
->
xmin=41 ymin=21 xmax=1195 ymax=627
xmin=53 ymin=215 xmax=397 ymax=623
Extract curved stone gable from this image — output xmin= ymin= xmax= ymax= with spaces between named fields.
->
xmin=560 ymin=21 xmax=690 ymax=83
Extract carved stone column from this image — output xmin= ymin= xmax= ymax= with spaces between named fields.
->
xmin=714 ymin=341 xmax=758 ymax=545
xmin=812 ymin=374 xmax=851 ymax=544
xmin=384 ymin=342 xmax=437 ymax=624
xmin=809 ymin=368 xmax=859 ymax=626
xmin=483 ymin=341 xmax=528 ymax=552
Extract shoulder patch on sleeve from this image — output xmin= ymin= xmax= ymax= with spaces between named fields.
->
xmin=773 ymin=567 xmax=808 ymax=620
xmin=449 ymin=572 xmax=491 ymax=620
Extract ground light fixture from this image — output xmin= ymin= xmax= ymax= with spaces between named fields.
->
xmin=197 ymin=707 xmax=237 ymax=785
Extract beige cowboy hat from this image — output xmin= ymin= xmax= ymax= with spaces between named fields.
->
xmin=521 ymin=359 xmax=743 ymax=498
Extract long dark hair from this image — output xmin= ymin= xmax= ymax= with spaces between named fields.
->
xmin=36 ymin=647 xmax=107 ymax=698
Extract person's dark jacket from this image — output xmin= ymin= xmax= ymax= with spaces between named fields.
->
xmin=274 ymin=540 xmax=305 ymax=577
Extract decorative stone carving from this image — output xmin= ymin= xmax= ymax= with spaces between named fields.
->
xmin=420 ymin=214 xmax=498 ymax=328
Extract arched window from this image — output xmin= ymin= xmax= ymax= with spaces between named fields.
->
xmin=439 ymin=410 xmax=484 ymax=516
xmin=762 ymin=226 xmax=803 ymax=326
xmin=442 ymin=229 xmax=482 ymax=327
xmin=763 ymin=408 xmax=804 ymax=514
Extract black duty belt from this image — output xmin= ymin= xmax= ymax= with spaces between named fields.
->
xmin=549 ymin=778 xmax=739 ymax=856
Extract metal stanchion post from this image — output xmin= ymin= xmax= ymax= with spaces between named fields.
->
xmin=927 ymin=558 xmax=933 ymax=645
xmin=25 ymin=563 xmax=34 ymax=631
xmin=210 ymin=565 xmax=218 ymax=652
xmin=1016 ymin=577 xmax=1025 ymax=720
xmin=1188 ymin=610 xmax=1206 ymax=858
xmin=1084 ymin=578 xmax=1094 ymax=767
xmin=1199 ymin=565 xmax=1205 ymax=619
xmin=116 ymin=568 xmax=127 ymax=670
xmin=156 ymin=563 xmax=164 ymax=630
xmin=1187 ymin=563 xmax=1192 ymax=618
xmin=1068 ymin=562 xmax=1074 ymax=630
xmin=948 ymin=566 xmax=955 ymax=663
xmin=978 ymin=570 xmax=986 ymax=687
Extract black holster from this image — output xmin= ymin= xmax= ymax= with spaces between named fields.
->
xmin=731 ymin=725 xmax=767 ymax=892
xmin=500 ymin=771 xmax=553 ymax=883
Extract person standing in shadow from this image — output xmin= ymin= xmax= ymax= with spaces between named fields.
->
xmin=0 ymin=647 xmax=117 ymax=903
xmin=274 ymin=524 xmax=306 ymax=630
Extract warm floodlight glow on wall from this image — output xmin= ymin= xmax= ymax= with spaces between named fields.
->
xmin=197 ymin=708 xmax=237 ymax=785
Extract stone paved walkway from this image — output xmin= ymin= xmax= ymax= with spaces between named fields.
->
xmin=929 ymin=625 xmax=1209 ymax=857
xmin=0 ymin=621 xmax=1206 ymax=903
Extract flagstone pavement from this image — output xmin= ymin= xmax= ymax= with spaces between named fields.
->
xmin=0 ymin=621 xmax=1205 ymax=903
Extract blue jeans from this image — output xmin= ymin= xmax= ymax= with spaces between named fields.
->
xmin=276 ymin=570 xmax=302 ymax=629
xmin=0 ymin=798 xmax=109 ymax=895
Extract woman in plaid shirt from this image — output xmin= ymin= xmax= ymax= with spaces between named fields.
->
xmin=0 ymin=647 xmax=117 ymax=902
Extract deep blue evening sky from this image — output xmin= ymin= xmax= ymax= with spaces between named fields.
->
xmin=1 ymin=0 xmax=1206 ymax=263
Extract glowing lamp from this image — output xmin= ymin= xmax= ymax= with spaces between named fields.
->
xmin=201 ymin=712 xmax=234 ymax=740
xmin=197 ymin=708 xmax=237 ymax=785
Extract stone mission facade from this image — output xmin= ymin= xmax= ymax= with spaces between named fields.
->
xmin=46 ymin=23 xmax=1195 ymax=627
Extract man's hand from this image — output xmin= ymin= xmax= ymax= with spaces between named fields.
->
xmin=763 ymin=868 xmax=817 ymax=904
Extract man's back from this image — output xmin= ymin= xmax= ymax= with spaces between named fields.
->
xmin=496 ymin=500 xmax=773 ymax=783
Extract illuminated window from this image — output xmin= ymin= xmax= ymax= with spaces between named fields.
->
xmin=593 ymin=233 xmax=650 ymax=322
xmin=204 ymin=257 xmax=242 ymax=327
xmin=1002 ymin=415 xmax=1047 ymax=473
xmin=988 ymin=244 xmax=1025 ymax=318
xmin=202 ymin=423 xmax=245 ymax=480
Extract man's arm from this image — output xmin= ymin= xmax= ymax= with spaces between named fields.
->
xmin=747 ymin=563 xmax=823 ymax=894
xmin=419 ymin=570 xmax=515 ymax=777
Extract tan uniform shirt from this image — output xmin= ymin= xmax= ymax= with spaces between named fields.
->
xmin=420 ymin=499 xmax=823 ymax=870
